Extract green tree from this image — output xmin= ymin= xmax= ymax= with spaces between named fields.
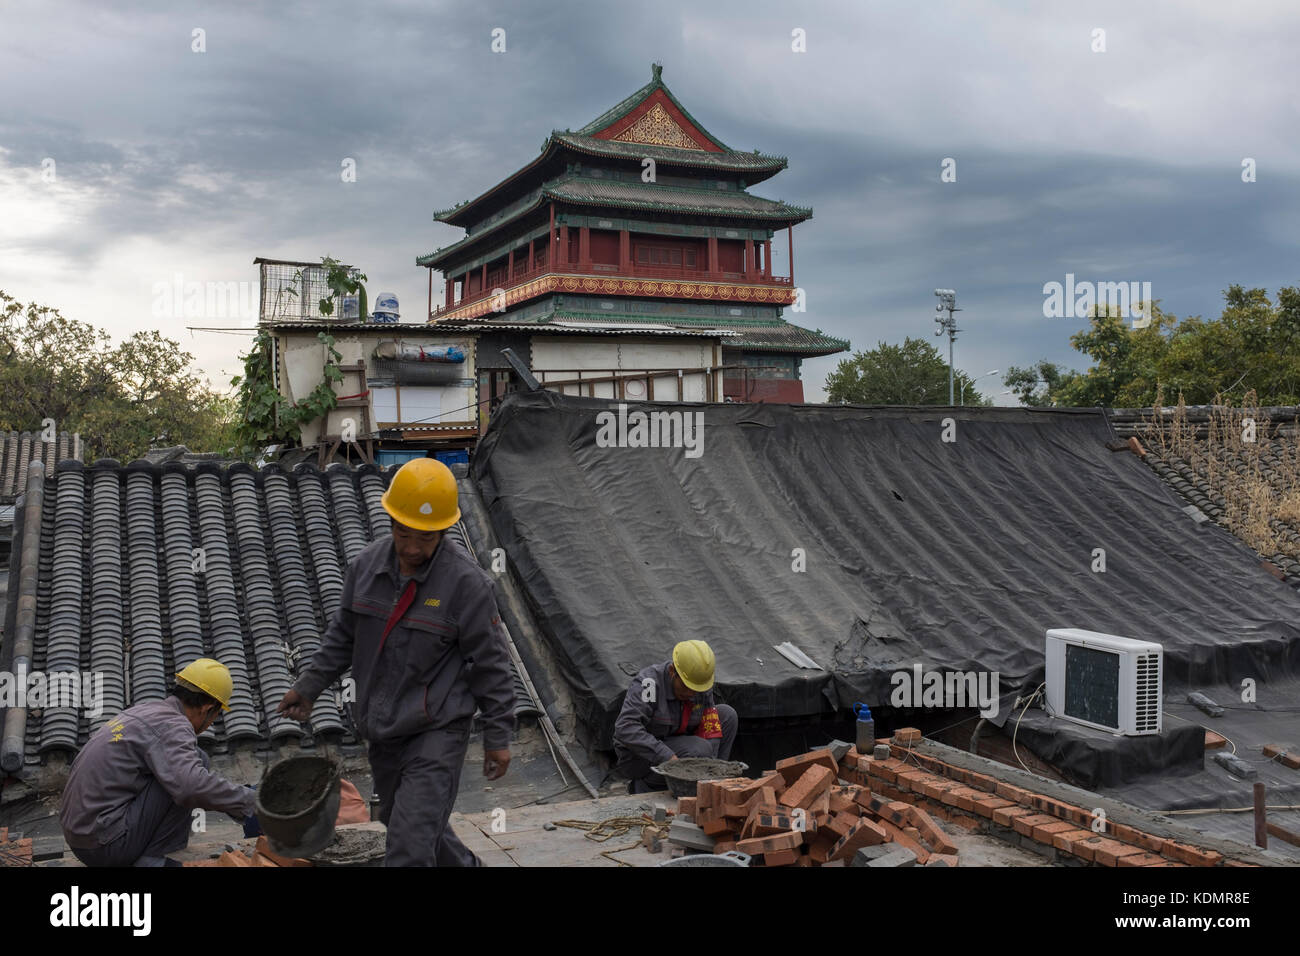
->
xmin=825 ymin=337 xmax=992 ymax=405
xmin=1005 ymin=287 xmax=1300 ymax=408
xmin=0 ymin=291 xmax=236 ymax=460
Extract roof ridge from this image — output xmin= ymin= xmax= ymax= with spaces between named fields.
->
xmin=574 ymin=62 xmax=730 ymax=152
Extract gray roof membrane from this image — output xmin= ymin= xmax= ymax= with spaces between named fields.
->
xmin=472 ymin=392 xmax=1300 ymax=827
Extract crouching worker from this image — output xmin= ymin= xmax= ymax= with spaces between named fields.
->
xmin=60 ymin=658 xmax=257 ymax=867
xmin=613 ymin=640 xmax=738 ymax=794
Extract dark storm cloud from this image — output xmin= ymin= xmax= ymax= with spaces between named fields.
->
xmin=1 ymin=0 xmax=1297 ymax=399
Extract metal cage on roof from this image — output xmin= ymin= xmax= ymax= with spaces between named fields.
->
xmin=255 ymin=258 xmax=356 ymax=325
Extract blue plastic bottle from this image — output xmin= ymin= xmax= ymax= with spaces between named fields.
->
xmin=854 ymin=702 xmax=875 ymax=752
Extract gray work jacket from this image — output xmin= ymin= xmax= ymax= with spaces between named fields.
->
xmin=293 ymin=533 xmax=516 ymax=750
xmin=613 ymin=661 xmax=717 ymax=766
xmin=59 ymin=696 xmax=255 ymax=849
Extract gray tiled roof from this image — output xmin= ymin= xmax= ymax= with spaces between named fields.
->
xmin=13 ymin=458 xmax=399 ymax=760
xmin=1 ymin=432 xmax=81 ymax=503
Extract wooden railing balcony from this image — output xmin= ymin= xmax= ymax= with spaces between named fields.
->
xmin=433 ymin=262 xmax=793 ymax=318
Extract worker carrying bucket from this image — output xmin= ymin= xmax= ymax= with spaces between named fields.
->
xmin=279 ymin=457 xmax=516 ymax=866
xmin=612 ymin=640 xmax=739 ymax=794
xmin=59 ymin=659 xmax=258 ymax=866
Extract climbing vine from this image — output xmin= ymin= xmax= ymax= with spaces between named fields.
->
xmin=230 ymin=256 xmax=364 ymax=458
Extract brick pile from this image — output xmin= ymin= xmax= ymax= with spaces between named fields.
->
xmin=182 ymin=836 xmax=312 ymax=867
xmin=673 ymin=748 xmax=959 ymax=866
xmin=0 ymin=827 xmax=33 ymax=867
xmin=674 ymin=729 xmax=1260 ymax=867
xmin=842 ymin=729 xmax=1257 ymax=867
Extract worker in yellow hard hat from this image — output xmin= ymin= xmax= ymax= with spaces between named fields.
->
xmin=279 ymin=456 xmax=515 ymax=866
xmin=60 ymin=658 xmax=259 ymax=866
xmin=612 ymin=640 xmax=738 ymax=794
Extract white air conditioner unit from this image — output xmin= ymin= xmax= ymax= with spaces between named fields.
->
xmin=1044 ymin=629 xmax=1163 ymax=736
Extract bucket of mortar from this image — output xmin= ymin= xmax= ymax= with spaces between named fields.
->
xmin=255 ymin=756 xmax=342 ymax=858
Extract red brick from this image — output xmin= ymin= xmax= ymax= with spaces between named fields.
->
xmin=914 ymin=774 xmax=957 ymax=801
xmin=1203 ymin=731 xmax=1228 ymax=751
xmin=1161 ymin=840 xmax=1223 ymax=867
xmin=1012 ymin=813 xmax=1058 ymax=838
xmin=807 ymin=832 xmax=839 ymax=864
xmin=700 ymin=815 xmax=734 ymax=837
xmin=1262 ymin=743 xmax=1300 ymax=770
xmin=828 ymin=785 xmax=864 ymax=814
xmin=829 ymin=818 xmax=888 ymax=861
xmin=763 ymin=848 xmax=800 ymax=867
xmin=894 ymin=769 xmax=929 ymax=794
xmin=778 ymin=764 xmax=835 ymax=811
xmin=968 ymin=794 xmax=1015 ymax=819
xmin=1109 ymin=823 xmax=1165 ymax=854
xmin=721 ymin=785 xmax=775 ymax=819
xmin=941 ymin=786 xmax=981 ymax=813
xmin=825 ymin=812 xmax=859 ymax=839
xmin=676 ymin=797 xmax=698 ymax=818
xmin=952 ymin=814 xmax=982 ymax=831
xmin=875 ymin=820 xmax=931 ymax=864
xmin=713 ymin=840 xmax=736 ymax=855
xmin=865 ymin=762 xmax=896 ymax=785
xmin=744 ymin=809 xmax=797 ymax=838
xmin=1117 ymin=851 xmax=1168 ymax=867
xmin=906 ymin=806 xmax=959 ymax=855
xmin=927 ymin=852 xmax=959 ymax=866
xmin=992 ymin=805 xmax=1035 ymax=829
xmin=1032 ymin=820 xmax=1076 ymax=844
xmin=774 ymin=749 xmax=839 ymax=785
xmin=735 ymin=831 xmax=804 ymax=856
xmin=892 ymin=727 xmax=922 ymax=746
xmin=1050 ymin=828 xmax=1095 ymax=857
xmin=994 ymin=781 xmax=1031 ymax=805
xmin=1091 ymin=839 xmax=1145 ymax=867
xmin=963 ymin=770 xmax=998 ymax=793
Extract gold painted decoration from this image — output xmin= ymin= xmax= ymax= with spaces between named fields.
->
xmin=612 ymin=102 xmax=704 ymax=150
xmin=435 ymin=272 xmax=795 ymax=321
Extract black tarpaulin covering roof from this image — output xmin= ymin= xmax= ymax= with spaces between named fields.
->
xmin=472 ymin=390 xmax=1300 ymax=749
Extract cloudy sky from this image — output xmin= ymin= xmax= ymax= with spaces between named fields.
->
xmin=2 ymin=0 xmax=1297 ymax=402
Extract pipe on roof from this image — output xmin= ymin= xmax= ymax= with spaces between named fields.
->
xmin=1 ymin=461 xmax=45 ymax=772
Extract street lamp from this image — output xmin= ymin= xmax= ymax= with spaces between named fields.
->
xmin=933 ymin=289 xmax=960 ymax=405
xmin=961 ymin=369 xmax=1000 ymax=406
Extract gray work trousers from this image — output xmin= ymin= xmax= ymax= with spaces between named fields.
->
xmin=622 ymin=703 xmax=739 ymax=793
xmin=70 ymin=750 xmax=208 ymax=867
xmin=368 ymin=721 xmax=481 ymax=867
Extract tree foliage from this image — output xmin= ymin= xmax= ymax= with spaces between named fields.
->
xmin=825 ymin=336 xmax=993 ymax=405
xmin=0 ymin=291 xmax=236 ymax=460
xmin=1006 ymin=286 xmax=1300 ymax=407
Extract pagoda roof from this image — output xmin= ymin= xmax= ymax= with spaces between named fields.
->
xmin=434 ymin=64 xmax=795 ymax=228
xmin=435 ymin=305 xmax=848 ymax=357
xmin=418 ymin=174 xmax=811 ymax=268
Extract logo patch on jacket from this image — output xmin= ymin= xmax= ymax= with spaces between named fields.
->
xmin=424 ymin=598 xmax=441 ymax=607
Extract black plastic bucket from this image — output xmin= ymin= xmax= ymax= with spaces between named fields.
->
xmin=255 ymin=756 xmax=342 ymax=858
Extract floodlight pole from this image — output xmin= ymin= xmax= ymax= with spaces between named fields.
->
xmin=933 ymin=290 xmax=960 ymax=405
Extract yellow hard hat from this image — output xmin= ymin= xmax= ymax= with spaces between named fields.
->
xmin=380 ymin=458 xmax=461 ymax=532
xmin=175 ymin=658 xmax=233 ymax=712
xmin=672 ymin=640 xmax=716 ymax=692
